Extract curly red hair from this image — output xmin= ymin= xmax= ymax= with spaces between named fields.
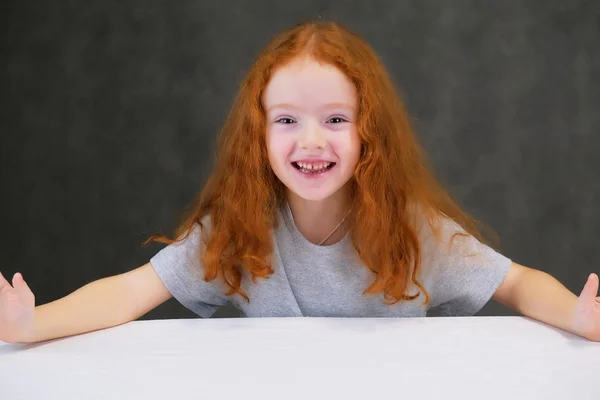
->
xmin=145 ymin=20 xmax=497 ymax=305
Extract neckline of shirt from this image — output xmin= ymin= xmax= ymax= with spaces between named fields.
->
xmin=278 ymin=201 xmax=351 ymax=254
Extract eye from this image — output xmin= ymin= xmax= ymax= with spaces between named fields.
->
xmin=275 ymin=117 xmax=296 ymax=124
xmin=327 ymin=117 xmax=348 ymax=124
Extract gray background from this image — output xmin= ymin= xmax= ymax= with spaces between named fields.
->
xmin=1 ymin=0 xmax=599 ymax=320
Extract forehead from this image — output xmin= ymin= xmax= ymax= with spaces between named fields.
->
xmin=263 ymin=57 xmax=357 ymax=109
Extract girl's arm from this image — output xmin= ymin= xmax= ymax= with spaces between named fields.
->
xmin=0 ymin=263 xmax=172 ymax=344
xmin=493 ymin=262 xmax=600 ymax=341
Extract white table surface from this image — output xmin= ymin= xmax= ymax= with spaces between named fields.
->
xmin=1 ymin=316 xmax=598 ymax=400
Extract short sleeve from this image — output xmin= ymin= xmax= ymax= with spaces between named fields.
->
xmin=419 ymin=214 xmax=512 ymax=316
xmin=149 ymin=220 xmax=229 ymax=318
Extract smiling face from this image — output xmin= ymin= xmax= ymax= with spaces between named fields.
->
xmin=263 ymin=57 xmax=361 ymax=204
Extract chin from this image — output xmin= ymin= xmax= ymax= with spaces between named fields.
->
xmin=291 ymin=191 xmax=335 ymax=202
xmin=286 ymin=181 xmax=351 ymax=203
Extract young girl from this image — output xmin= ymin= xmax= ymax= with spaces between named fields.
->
xmin=1 ymin=21 xmax=599 ymax=344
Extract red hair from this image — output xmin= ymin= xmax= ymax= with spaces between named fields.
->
xmin=145 ymin=20 xmax=498 ymax=305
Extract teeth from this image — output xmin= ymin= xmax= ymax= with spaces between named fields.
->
xmin=297 ymin=162 xmax=332 ymax=170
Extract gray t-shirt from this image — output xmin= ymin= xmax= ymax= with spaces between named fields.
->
xmin=150 ymin=203 xmax=512 ymax=318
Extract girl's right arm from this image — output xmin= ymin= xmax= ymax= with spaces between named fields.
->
xmin=0 ymin=263 xmax=172 ymax=344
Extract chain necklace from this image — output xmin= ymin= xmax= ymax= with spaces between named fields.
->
xmin=287 ymin=202 xmax=351 ymax=245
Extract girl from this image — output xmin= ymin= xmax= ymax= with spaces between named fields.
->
xmin=1 ymin=21 xmax=599 ymax=344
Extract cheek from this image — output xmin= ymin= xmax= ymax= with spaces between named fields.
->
xmin=334 ymin=129 xmax=361 ymax=163
xmin=350 ymin=128 xmax=362 ymax=162
xmin=266 ymin=132 xmax=292 ymax=166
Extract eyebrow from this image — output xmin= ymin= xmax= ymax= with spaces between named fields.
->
xmin=266 ymin=103 xmax=355 ymax=112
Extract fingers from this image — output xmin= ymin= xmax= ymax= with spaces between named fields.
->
xmin=12 ymin=273 xmax=33 ymax=297
xmin=579 ymin=273 xmax=599 ymax=303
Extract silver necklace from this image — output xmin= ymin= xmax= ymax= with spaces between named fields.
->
xmin=286 ymin=203 xmax=351 ymax=245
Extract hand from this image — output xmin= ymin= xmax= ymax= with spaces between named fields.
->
xmin=0 ymin=272 xmax=36 ymax=343
xmin=572 ymin=273 xmax=600 ymax=342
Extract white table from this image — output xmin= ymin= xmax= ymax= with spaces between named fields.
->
xmin=1 ymin=316 xmax=598 ymax=400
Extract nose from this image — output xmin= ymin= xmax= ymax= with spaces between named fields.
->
xmin=298 ymin=121 xmax=327 ymax=150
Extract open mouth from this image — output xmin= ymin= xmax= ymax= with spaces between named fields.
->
xmin=291 ymin=161 xmax=336 ymax=174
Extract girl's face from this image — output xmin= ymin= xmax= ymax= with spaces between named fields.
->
xmin=263 ymin=57 xmax=361 ymax=203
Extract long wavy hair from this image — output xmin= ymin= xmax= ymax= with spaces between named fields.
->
xmin=144 ymin=20 xmax=499 ymax=305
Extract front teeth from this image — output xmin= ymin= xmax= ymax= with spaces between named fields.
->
xmin=297 ymin=162 xmax=332 ymax=170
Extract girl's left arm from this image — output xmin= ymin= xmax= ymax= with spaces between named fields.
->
xmin=492 ymin=262 xmax=600 ymax=342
